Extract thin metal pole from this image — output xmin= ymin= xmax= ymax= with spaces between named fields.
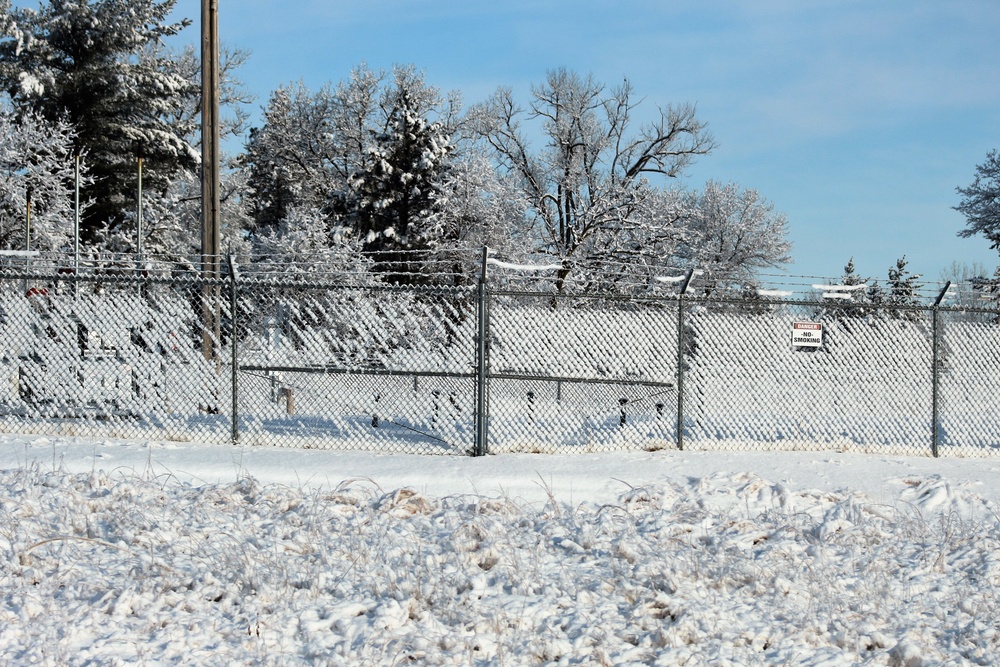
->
xmin=74 ymin=149 xmax=80 ymax=296
xmin=228 ymin=254 xmax=239 ymax=445
xmin=931 ymin=281 xmax=950 ymax=458
xmin=475 ymin=246 xmax=490 ymax=456
xmin=676 ymin=268 xmax=694 ymax=451
xmin=24 ymin=186 xmax=32 ymax=254
xmin=136 ymin=142 xmax=143 ymax=266
xmin=23 ymin=186 xmax=32 ymax=293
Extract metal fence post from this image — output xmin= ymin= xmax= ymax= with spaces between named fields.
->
xmin=228 ymin=254 xmax=239 ymax=445
xmin=930 ymin=282 xmax=950 ymax=458
xmin=73 ymin=149 xmax=81 ymax=300
xmin=676 ymin=268 xmax=695 ymax=451
xmin=136 ymin=141 xmax=144 ymax=265
xmin=475 ymin=247 xmax=490 ymax=456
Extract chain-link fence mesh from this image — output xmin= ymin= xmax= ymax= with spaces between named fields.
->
xmin=681 ymin=301 xmax=935 ymax=455
xmin=0 ymin=261 xmax=997 ymax=457
xmin=938 ymin=311 xmax=1000 ymax=455
xmin=234 ymin=280 xmax=477 ymax=453
xmin=485 ymin=292 xmax=678 ymax=453
xmin=0 ymin=268 xmax=232 ymax=444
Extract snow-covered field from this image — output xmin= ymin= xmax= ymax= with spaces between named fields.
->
xmin=1 ymin=435 xmax=999 ymax=665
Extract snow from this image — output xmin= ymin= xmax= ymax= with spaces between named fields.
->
xmin=812 ymin=284 xmax=869 ymax=292
xmin=2 ymin=433 xmax=1000 ymax=664
xmin=486 ymin=258 xmax=563 ymax=272
xmin=0 ymin=250 xmax=40 ymax=258
xmin=757 ymin=289 xmax=793 ymax=298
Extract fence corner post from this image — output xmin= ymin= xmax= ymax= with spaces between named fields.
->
xmin=475 ymin=246 xmax=490 ymax=456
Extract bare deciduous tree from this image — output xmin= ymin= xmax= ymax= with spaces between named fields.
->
xmin=469 ymin=68 xmax=716 ymax=291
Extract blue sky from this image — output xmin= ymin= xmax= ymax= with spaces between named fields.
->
xmin=39 ymin=0 xmax=1000 ymax=279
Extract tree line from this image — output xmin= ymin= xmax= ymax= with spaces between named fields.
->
xmin=0 ymin=0 xmax=995 ymax=298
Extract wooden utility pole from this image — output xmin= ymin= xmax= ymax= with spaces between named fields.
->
xmin=201 ymin=0 xmax=221 ymax=361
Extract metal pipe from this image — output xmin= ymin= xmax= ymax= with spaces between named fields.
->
xmin=475 ymin=246 xmax=490 ymax=456
xmin=228 ymin=254 xmax=239 ymax=445
xmin=930 ymin=281 xmax=951 ymax=458
xmin=23 ymin=186 xmax=32 ymax=293
xmin=136 ymin=142 xmax=143 ymax=265
xmin=675 ymin=268 xmax=694 ymax=450
xmin=24 ymin=186 xmax=32 ymax=254
xmin=74 ymin=149 xmax=80 ymax=296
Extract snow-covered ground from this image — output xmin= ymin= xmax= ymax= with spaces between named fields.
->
xmin=2 ymin=434 xmax=999 ymax=665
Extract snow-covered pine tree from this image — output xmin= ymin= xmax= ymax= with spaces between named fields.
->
xmin=0 ymin=0 xmax=197 ymax=242
xmin=244 ymin=65 xmax=388 ymax=237
xmin=955 ymin=150 xmax=1000 ymax=253
xmin=347 ymin=87 xmax=453 ymax=284
xmin=885 ymin=256 xmax=923 ymax=319
xmin=829 ymin=257 xmax=882 ymax=319
xmin=245 ymin=82 xmax=343 ymax=235
xmin=243 ymin=65 xmax=464 ymax=280
xmin=841 ymin=258 xmax=866 ymax=287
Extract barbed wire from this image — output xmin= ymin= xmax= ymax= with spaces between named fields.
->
xmin=0 ymin=248 xmax=996 ymax=307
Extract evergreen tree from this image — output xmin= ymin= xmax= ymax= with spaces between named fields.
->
xmin=347 ymin=88 xmax=453 ymax=283
xmin=244 ymin=82 xmax=344 ymax=234
xmin=841 ymin=258 xmax=866 ymax=287
xmin=0 ymin=0 xmax=196 ymax=241
xmin=243 ymin=64 xmax=460 ymax=250
xmin=827 ymin=258 xmax=879 ymax=319
xmin=886 ymin=256 xmax=922 ymax=318
xmin=244 ymin=65 xmax=393 ymax=237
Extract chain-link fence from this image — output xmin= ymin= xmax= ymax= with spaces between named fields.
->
xmin=234 ymin=279 xmax=478 ymax=453
xmin=0 ymin=265 xmax=233 ymax=445
xmin=0 ymin=257 xmax=997 ymax=457
xmin=485 ymin=291 xmax=678 ymax=454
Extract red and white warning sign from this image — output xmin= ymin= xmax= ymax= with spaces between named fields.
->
xmin=792 ymin=321 xmax=823 ymax=348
